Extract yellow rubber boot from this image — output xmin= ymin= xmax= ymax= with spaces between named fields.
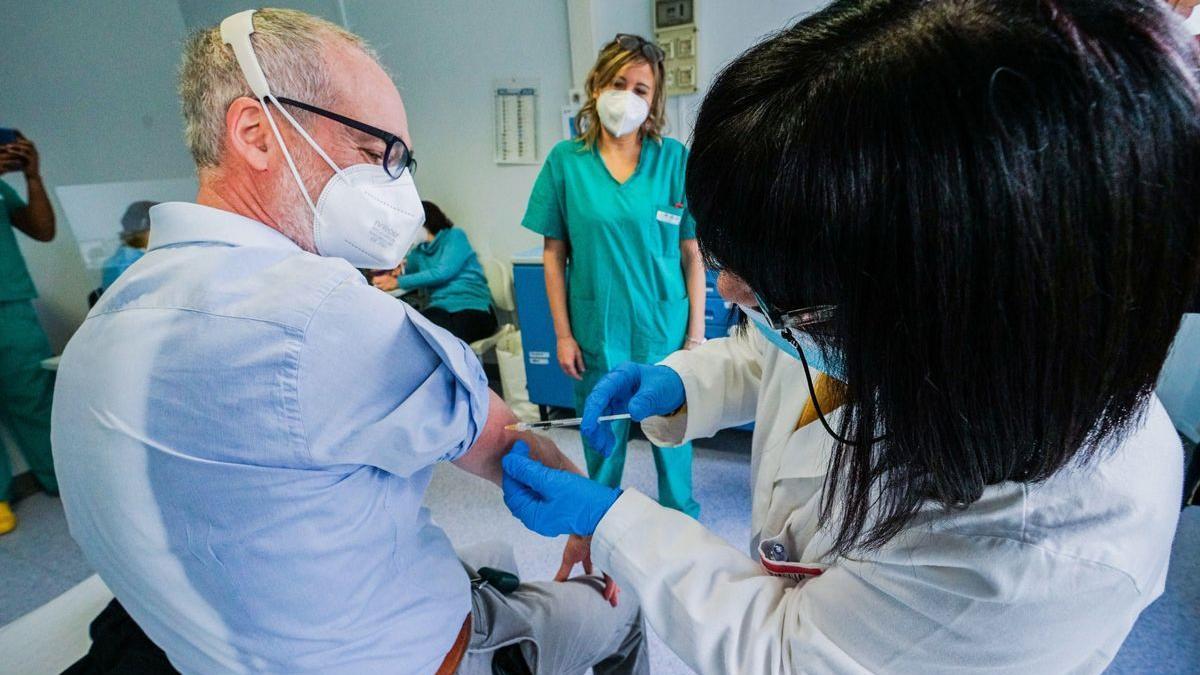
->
xmin=0 ymin=501 xmax=16 ymax=535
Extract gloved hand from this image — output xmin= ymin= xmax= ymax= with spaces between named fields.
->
xmin=502 ymin=441 xmax=621 ymax=537
xmin=581 ymin=362 xmax=686 ymax=456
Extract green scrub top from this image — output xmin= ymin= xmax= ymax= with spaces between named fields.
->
xmin=0 ymin=179 xmax=37 ymax=302
xmin=522 ymin=137 xmax=696 ymax=370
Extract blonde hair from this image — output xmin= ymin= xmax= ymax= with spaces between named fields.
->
xmin=179 ymin=8 xmax=374 ymax=168
xmin=575 ymin=36 xmax=667 ymax=148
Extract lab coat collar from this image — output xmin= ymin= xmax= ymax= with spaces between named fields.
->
xmin=147 ymin=202 xmax=302 ymax=253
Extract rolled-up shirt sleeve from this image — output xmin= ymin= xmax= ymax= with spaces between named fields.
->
xmin=296 ymin=275 xmax=490 ymax=476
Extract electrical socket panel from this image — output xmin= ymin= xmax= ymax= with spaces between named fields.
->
xmin=654 ymin=0 xmax=698 ymax=96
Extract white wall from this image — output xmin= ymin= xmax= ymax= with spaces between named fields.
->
xmin=0 ymin=0 xmax=195 ymax=353
xmin=177 ymin=0 xmax=344 ymax=31
xmin=673 ymin=0 xmax=829 ymax=141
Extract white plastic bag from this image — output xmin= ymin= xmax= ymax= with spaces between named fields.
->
xmin=497 ymin=331 xmax=539 ymax=422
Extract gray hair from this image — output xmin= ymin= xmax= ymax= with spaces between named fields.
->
xmin=179 ymin=8 xmax=373 ymax=168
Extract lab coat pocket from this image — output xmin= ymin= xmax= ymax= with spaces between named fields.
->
xmin=654 ymin=204 xmax=685 ymax=259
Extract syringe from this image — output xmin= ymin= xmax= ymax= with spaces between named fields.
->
xmin=505 ymin=413 xmax=631 ymax=432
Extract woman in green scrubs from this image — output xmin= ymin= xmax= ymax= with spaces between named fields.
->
xmin=522 ymin=35 xmax=705 ymax=518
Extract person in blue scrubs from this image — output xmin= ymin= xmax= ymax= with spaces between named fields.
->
xmin=522 ymin=35 xmax=706 ymax=518
xmin=100 ymin=200 xmax=155 ymax=291
xmin=372 ymin=201 xmax=497 ymax=343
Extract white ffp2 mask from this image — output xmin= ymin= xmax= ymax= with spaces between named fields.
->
xmin=597 ymin=90 xmax=650 ymax=138
xmin=260 ymin=98 xmax=424 ymax=270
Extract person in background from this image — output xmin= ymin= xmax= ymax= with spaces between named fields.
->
xmin=0 ymin=131 xmax=57 ymax=535
xmin=372 ymin=201 xmax=498 ymax=344
xmin=521 ymin=34 xmax=705 ymax=519
xmin=101 ymin=200 xmax=156 ymax=290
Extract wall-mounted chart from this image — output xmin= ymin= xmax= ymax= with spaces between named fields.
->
xmin=494 ymin=79 xmax=538 ymax=165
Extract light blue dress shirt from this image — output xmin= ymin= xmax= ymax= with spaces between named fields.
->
xmin=52 ymin=202 xmax=489 ymax=674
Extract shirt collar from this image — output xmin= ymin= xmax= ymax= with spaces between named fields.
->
xmin=147 ymin=202 xmax=302 ymax=253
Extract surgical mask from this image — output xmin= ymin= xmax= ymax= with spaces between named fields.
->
xmin=596 ymin=90 xmax=650 ymax=138
xmin=220 ymin=10 xmax=424 ymax=269
xmin=739 ymin=303 xmax=846 ymax=382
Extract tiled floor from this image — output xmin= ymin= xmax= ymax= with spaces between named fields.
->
xmin=2 ymin=428 xmax=1197 ymax=673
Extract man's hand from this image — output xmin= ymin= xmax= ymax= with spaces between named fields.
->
xmin=501 ymin=441 xmax=620 ymax=537
xmin=557 ymin=535 xmax=619 ymax=607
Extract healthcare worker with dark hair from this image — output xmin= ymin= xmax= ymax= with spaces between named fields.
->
xmin=501 ymin=1 xmax=1200 ymax=672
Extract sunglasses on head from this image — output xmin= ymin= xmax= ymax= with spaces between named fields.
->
xmin=613 ymin=34 xmax=665 ymax=64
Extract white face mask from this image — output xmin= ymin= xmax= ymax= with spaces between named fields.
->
xmin=261 ymin=102 xmax=424 ymax=270
xmin=220 ymin=10 xmax=424 ymax=270
xmin=597 ymin=90 xmax=650 ymax=138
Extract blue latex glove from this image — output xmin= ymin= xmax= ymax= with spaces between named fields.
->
xmin=581 ymin=363 xmax=686 ymax=456
xmin=502 ymin=441 xmax=621 ymax=537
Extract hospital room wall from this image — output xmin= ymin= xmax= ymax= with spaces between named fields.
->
xmin=653 ymin=0 xmax=831 ymax=143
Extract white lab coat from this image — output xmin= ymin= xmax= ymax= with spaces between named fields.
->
xmin=592 ymin=330 xmax=1183 ymax=674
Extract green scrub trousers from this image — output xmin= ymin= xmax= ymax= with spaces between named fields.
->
xmin=0 ymin=179 xmax=56 ymax=501
xmin=0 ymin=300 xmax=57 ymax=500
xmin=523 ymin=137 xmax=700 ymax=518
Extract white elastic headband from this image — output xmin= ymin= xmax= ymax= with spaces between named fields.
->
xmin=219 ymin=10 xmax=272 ymax=98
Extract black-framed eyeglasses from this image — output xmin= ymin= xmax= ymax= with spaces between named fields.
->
xmin=613 ymin=33 xmax=665 ymax=64
xmin=752 ymin=290 xmax=837 ymax=332
xmin=276 ymin=97 xmax=416 ymax=179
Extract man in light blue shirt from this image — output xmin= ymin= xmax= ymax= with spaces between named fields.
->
xmin=51 ymin=9 xmax=643 ymax=674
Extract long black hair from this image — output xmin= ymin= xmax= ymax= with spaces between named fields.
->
xmin=688 ymin=0 xmax=1200 ymax=555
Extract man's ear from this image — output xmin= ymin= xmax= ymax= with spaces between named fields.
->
xmin=224 ymin=96 xmax=271 ymax=172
